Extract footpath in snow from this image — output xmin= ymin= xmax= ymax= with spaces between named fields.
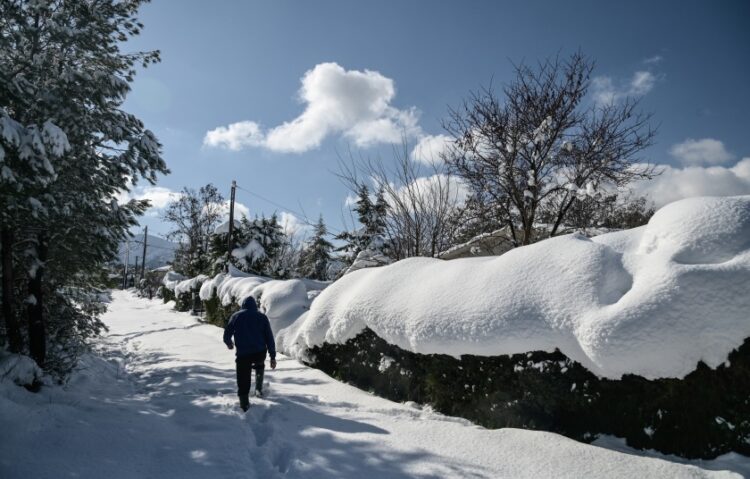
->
xmin=1 ymin=291 xmax=747 ymax=478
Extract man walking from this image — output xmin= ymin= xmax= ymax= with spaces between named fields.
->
xmin=223 ymin=296 xmax=276 ymax=411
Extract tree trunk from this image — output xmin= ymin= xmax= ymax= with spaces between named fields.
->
xmin=28 ymin=233 xmax=47 ymax=367
xmin=1 ymin=228 xmax=22 ymax=353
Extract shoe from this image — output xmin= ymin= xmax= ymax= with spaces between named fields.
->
xmin=254 ymin=389 xmax=264 ymax=398
xmin=239 ymin=394 xmax=249 ymax=411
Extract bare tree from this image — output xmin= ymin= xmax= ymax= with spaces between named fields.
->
xmin=271 ymin=228 xmax=307 ymax=279
xmin=163 ymin=184 xmax=224 ymax=275
xmin=443 ymin=52 xmax=658 ymax=246
xmin=338 ymin=139 xmax=464 ymax=259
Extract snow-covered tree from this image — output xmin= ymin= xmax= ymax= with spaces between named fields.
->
xmin=298 ymin=216 xmax=334 ymax=280
xmin=443 ymin=52 xmax=657 ymax=246
xmin=231 ymin=215 xmax=285 ymax=276
xmin=164 ymin=184 xmax=223 ymax=276
xmin=209 ymin=214 xmax=289 ymax=278
xmin=336 ymin=183 xmax=392 ymax=268
xmin=0 ymin=0 xmax=167 ymax=373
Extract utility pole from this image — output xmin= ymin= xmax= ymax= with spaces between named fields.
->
xmin=134 ymin=256 xmax=139 ymax=287
xmin=140 ymin=225 xmax=148 ymax=281
xmin=226 ymin=180 xmax=237 ymax=272
xmin=122 ymin=239 xmax=130 ymax=289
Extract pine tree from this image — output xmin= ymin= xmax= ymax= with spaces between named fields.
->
xmin=372 ymin=186 xmax=389 ymax=237
xmin=208 ymin=213 xmax=289 ymax=278
xmin=259 ymin=214 xmax=286 ymax=277
xmin=337 ymin=184 xmax=392 ymax=264
xmin=0 ymin=0 xmax=167 ymax=374
xmin=299 ymin=216 xmax=334 ymax=280
xmin=353 ymin=184 xmax=374 ymax=235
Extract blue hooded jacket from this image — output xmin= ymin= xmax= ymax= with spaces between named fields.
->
xmin=223 ymin=297 xmax=276 ymax=360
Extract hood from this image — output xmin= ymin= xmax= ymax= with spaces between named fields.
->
xmin=240 ymin=296 xmax=258 ymax=312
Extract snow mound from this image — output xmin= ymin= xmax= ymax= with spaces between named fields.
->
xmin=161 ymin=270 xmax=185 ymax=290
xmin=0 ymin=353 xmax=42 ymax=386
xmin=197 ymin=267 xmax=330 ymax=333
xmin=253 ymin=280 xmax=310 ymax=331
xmin=173 ymin=274 xmax=209 ymax=296
xmin=279 ymin=195 xmax=750 ymax=379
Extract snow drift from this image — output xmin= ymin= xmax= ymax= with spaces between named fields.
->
xmin=161 ymin=270 xmax=185 ymax=291
xmin=0 ymin=353 xmax=42 ymax=387
xmin=197 ymin=265 xmax=330 ymax=332
xmin=279 ymin=195 xmax=750 ymax=380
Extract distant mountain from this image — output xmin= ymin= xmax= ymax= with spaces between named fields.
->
xmin=117 ymin=233 xmax=178 ymax=269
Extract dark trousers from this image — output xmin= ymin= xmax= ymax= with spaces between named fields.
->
xmin=236 ymin=352 xmax=266 ymax=397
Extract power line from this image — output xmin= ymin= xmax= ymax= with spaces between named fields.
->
xmin=124 ymin=240 xmax=175 ymax=251
xmin=234 ymin=184 xmax=344 ymax=235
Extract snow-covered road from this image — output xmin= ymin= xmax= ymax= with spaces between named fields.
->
xmin=1 ymin=291 xmax=746 ymax=478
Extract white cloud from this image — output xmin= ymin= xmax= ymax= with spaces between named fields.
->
xmin=669 ymin=138 xmax=734 ymax=166
xmin=203 ymin=121 xmax=265 ymax=151
xmin=216 ymin=200 xmax=250 ymax=221
xmin=630 ymin=71 xmax=656 ymax=96
xmin=630 ymin=158 xmax=750 ymax=207
xmin=117 ymin=186 xmax=182 ymax=216
xmin=592 ymin=71 xmax=657 ymax=105
xmin=204 ymin=62 xmax=422 ymax=154
xmin=344 ymin=193 xmax=358 ymax=207
xmin=411 ymin=134 xmax=453 ymax=164
xmin=643 ymin=55 xmax=663 ymax=65
xmin=392 ymin=174 xmax=470 ymax=210
xmin=279 ymin=211 xmax=310 ymax=237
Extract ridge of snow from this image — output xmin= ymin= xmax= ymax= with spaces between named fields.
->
xmin=279 ymin=195 xmax=750 ymax=380
xmin=173 ymin=274 xmax=209 ymax=296
xmin=198 ymin=268 xmax=330 ymax=332
xmin=161 ymin=270 xmax=185 ymax=290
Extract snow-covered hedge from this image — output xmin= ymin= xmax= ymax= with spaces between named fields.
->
xmin=173 ymin=274 xmax=209 ymax=297
xmin=279 ymin=195 xmax=750 ymax=380
xmin=161 ymin=270 xmax=185 ymax=291
xmin=304 ymin=328 xmax=750 ymax=459
xmin=196 ymin=265 xmax=330 ymax=332
xmin=160 ymin=271 xmax=208 ymax=311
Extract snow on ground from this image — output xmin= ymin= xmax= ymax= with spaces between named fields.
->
xmin=0 ymin=291 xmax=745 ymax=478
xmin=279 ymin=195 xmax=750 ymax=380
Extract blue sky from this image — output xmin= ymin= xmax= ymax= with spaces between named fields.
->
xmin=121 ymin=0 xmax=750 ymax=238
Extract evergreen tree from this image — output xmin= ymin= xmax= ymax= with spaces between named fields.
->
xmin=208 ymin=213 xmax=288 ymax=277
xmin=299 ymin=216 xmax=334 ymax=280
xmin=353 ymin=184 xmax=374 ymax=235
xmin=336 ymin=184 xmax=391 ymax=265
xmin=259 ymin=214 xmax=286 ymax=277
xmin=336 ymin=185 xmax=371 ymax=261
xmin=372 ymin=186 xmax=388 ymax=237
xmin=0 ymin=0 xmax=167 ymax=374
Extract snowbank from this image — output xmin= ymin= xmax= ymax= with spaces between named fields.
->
xmin=279 ymin=195 xmax=750 ymax=380
xmin=173 ymin=274 xmax=209 ymax=296
xmin=197 ymin=265 xmax=329 ymax=332
xmin=161 ymin=270 xmax=185 ymax=290
xmin=0 ymin=353 xmax=42 ymax=386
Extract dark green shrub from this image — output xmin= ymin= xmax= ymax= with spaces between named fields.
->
xmin=306 ymin=328 xmax=750 ymax=459
xmin=204 ymin=295 xmax=239 ymax=326
xmin=174 ymin=292 xmax=192 ymax=312
xmin=159 ymin=286 xmax=175 ymax=304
